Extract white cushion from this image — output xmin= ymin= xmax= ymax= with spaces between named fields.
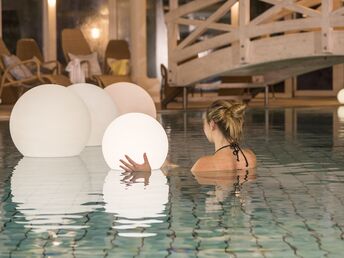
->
xmin=68 ymin=52 xmax=102 ymax=77
xmin=2 ymin=55 xmax=33 ymax=80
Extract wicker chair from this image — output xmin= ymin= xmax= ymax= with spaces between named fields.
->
xmin=16 ymin=38 xmax=61 ymax=74
xmin=0 ymin=38 xmax=71 ymax=104
xmin=61 ymin=28 xmax=131 ymax=87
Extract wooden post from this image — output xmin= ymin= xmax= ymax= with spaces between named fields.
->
xmin=333 ymin=0 xmax=344 ymax=94
xmin=239 ymin=0 xmax=250 ymax=64
xmin=43 ymin=0 xmax=57 ymax=61
xmin=108 ymin=0 xmax=118 ymax=40
xmin=0 ymin=0 xmax=2 ymax=38
xmin=167 ymin=0 xmax=179 ymax=85
xmin=321 ymin=0 xmax=333 ymax=53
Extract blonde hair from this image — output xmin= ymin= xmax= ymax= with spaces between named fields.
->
xmin=205 ymin=100 xmax=246 ymax=143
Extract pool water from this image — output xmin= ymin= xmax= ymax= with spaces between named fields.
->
xmin=0 ymin=107 xmax=343 ymax=257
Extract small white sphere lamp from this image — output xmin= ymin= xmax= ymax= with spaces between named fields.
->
xmin=69 ymin=83 xmax=119 ymax=146
xmin=105 ymin=82 xmax=156 ymax=118
xmin=10 ymin=84 xmax=91 ymax=157
xmin=337 ymin=89 xmax=344 ymax=104
xmin=102 ymin=113 xmax=168 ymax=170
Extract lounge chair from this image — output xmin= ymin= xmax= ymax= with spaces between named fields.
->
xmin=0 ymin=38 xmax=71 ymax=104
xmin=61 ymin=29 xmax=131 ymax=87
xmin=16 ymin=38 xmax=62 ymax=75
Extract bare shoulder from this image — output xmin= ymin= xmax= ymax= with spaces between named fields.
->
xmin=242 ymin=148 xmax=257 ymax=168
xmin=191 ymin=155 xmax=214 ymax=173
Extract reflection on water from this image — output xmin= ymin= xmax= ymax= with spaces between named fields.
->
xmin=11 ymin=156 xmax=106 ymax=232
xmin=193 ymin=169 xmax=256 ymax=214
xmin=103 ymin=169 xmax=169 ymax=237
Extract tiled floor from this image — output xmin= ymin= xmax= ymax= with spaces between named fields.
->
xmin=0 ymin=107 xmax=344 ymax=257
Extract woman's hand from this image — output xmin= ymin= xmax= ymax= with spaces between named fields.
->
xmin=119 ymin=153 xmax=151 ymax=172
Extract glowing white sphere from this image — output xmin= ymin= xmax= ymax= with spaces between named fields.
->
xmin=337 ymin=89 xmax=344 ymax=104
xmin=102 ymin=113 xmax=168 ymax=170
xmin=105 ymin=82 xmax=156 ymax=118
xmin=11 ymin=157 xmax=98 ymax=232
xmin=10 ymin=84 xmax=90 ymax=157
xmin=69 ymin=83 xmax=119 ymax=146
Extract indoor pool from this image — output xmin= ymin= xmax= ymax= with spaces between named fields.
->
xmin=0 ymin=107 xmax=343 ymax=257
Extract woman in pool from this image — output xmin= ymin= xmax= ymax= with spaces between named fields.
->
xmin=119 ymin=100 xmax=256 ymax=172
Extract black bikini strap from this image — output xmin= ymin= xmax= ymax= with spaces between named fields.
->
xmin=214 ymin=144 xmax=231 ymax=154
xmin=214 ymin=143 xmax=249 ymax=168
xmin=230 ymin=143 xmax=249 ymax=168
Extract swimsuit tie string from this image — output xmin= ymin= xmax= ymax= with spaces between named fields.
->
xmin=214 ymin=142 xmax=249 ymax=168
xmin=230 ymin=143 xmax=249 ymax=168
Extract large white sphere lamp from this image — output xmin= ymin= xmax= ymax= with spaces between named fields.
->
xmin=69 ymin=83 xmax=119 ymax=146
xmin=102 ymin=113 xmax=168 ymax=170
xmin=337 ymin=89 xmax=344 ymax=104
xmin=10 ymin=84 xmax=91 ymax=157
xmin=105 ymin=82 xmax=156 ymax=118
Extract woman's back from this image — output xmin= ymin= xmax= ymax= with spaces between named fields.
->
xmin=191 ymin=146 xmax=256 ymax=172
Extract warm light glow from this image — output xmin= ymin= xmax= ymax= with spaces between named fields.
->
xmin=91 ymin=27 xmax=101 ymax=39
xmin=10 ymin=84 xmax=91 ymax=157
xmin=231 ymin=2 xmax=239 ymax=25
xmin=48 ymin=0 xmax=56 ymax=7
xmin=105 ymin=82 xmax=157 ymax=118
xmin=102 ymin=113 xmax=168 ymax=170
xmin=337 ymin=89 xmax=344 ymax=104
xmin=69 ymin=83 xmax=119 ymax=146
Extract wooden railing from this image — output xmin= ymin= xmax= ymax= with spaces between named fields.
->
xmin=165 ymin=0 xmax=344 ymax=86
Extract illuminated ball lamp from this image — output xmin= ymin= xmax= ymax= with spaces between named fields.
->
xmin=10 ymin=84 xmax=91 ymax=157
xmin=338 ymin=89 xmax=344 ymax=104
xmin=69 ymin=83 xmax=119 ymax=146
xmin=105 ymin=82 xmax=157 ymax=118
xmin=102 ymin=113 xmax=168 ymax=170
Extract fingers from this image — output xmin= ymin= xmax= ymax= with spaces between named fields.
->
xmin=119 ymin=159 xmax=135 ymax=171
xmin=143 ymin=153 xmax=149 ymax=163
xmin=125 ymin=155 xmax=138 ymax=166
xmin=120 ymin=165 xmax=133 ymax=172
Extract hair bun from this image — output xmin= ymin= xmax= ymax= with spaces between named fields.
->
xmin=228 ymin=103 xmax=246 ymax=119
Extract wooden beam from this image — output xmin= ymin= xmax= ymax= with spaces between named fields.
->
xmin=281 ymin=1 xmax=321 ymax=17
xmin=250 ymin=5 xmax=282 ymax=26
xmin=247 ymin=17 xmax=321 ymax=38
xmin=167 ymin=0 xmax=179 ymax=85
xmin=176 ymin=18 xmax=234 ymax=32
xmin=239 ymin=0 xmax=250 ymax=64
xmin=172 ymin=32 xmax=238 ymax=63
xmin=321 ymin=0 xmax=333 ymax=53
xmin=332 ymin=6 xmax=344 ymax=16
xmin=265 ymin=0 xmax=321 ymax=22
xmin=177 ymin=0 xmax=236 ymax=50
xmin=165 ymin=0 xmax=222 ymax=23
